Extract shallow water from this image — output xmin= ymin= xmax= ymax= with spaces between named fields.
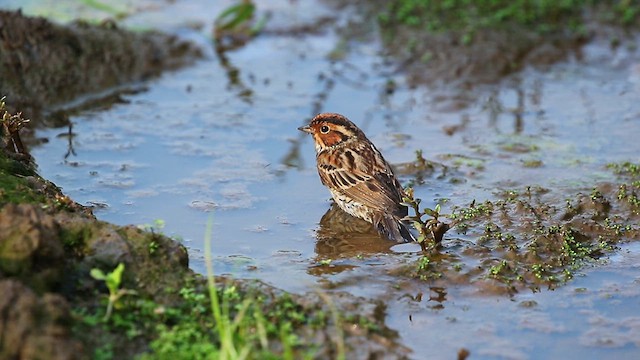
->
xmin=11 ymin=0 xmax=640 ymax=358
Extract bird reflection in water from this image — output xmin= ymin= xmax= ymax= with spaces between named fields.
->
xmin=309 ymin=204 xmax=396 ymax=276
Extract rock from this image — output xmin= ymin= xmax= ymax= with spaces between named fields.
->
xmin=86 ymin=225 xmax=134 ymax=267
xmin=0 ymin=279 xmax=83 ymax=360
xmin=0 ymin=203 xmax=64 ymax=291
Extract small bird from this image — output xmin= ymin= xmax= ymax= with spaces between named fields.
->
xmin=298 ymin=113 xmax=415 ymax=243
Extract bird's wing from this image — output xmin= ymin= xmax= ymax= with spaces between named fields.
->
xmin=318 ymin=159 xmax=405 ymax=215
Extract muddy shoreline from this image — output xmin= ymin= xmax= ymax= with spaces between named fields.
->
xmin=0 ymin=10 xmax=201 ymax=123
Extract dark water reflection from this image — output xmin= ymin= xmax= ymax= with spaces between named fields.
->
xmin=314 ymin=204 xmax=394 ymax=258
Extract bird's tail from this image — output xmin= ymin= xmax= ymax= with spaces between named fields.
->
xmin=375 ymin=213 xmax=416 ymax=243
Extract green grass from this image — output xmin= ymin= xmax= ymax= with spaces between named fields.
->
xmin=0 ymin=162 xmax=45 ymax=205
xmin=202 ymin=216 xmax=274 ymax=360
xmin=379 ymin=0 xmax=639 ymax=36
xmin=78 ymin=0 xmax=128 ymax=17
xmin=78 ymin=271 xmax=318 ymax=359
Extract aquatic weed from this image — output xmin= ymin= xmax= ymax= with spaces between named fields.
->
xmin=402 ymin=188 xmax=451 ymax=251
xmin=420 ymin=181 xmax=640 ymax=293
xmin=607 ymin=161 xmax=640 ymax=176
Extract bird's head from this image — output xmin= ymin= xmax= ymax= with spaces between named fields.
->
xmin=298 ymin=113 xmax=363 ymax=152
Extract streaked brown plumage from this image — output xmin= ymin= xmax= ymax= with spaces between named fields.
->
xmin=298 ymin=113 xmax=415 ymax=243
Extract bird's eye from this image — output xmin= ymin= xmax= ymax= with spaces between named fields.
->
xmin=320 ymin=125 xmax=330 ymax=134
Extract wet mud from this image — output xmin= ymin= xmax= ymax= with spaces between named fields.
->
xmin=381 ymin=20 xmax=588 ymax=87
xmin=372 ymin=0 xmax=640 ymax=89
xmin=0 ymin=10 xmax=202 ymax=122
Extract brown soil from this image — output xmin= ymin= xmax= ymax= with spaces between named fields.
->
xmin=0 ymin=10 xmax=202 ymax=123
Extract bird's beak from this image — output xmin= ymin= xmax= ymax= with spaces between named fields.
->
xmin=298 ymin=125 xmax=312 ymax=134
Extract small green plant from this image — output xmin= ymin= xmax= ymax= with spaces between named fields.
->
xmin=318 ymin=259 xmax=332 ymax=266
xmin=215 ymin=1 xmax=256 ymax=33
xmin=202 ymin=215 xmax=315 ymax=359
xmin=138 ymin=219 xmax=166 ymax=255
xmin=417 ymin=256 xmax=430 ymax=271
xmin=148 ymin=240 xmax=159 ymax=255
xmin=402 ymin=188 xmax=450 ymax=251
xmin=90 ymin=263 xmax=137 ymax=321
xmin=137 ymin=219 xmax=166 ymax=233
xmin=214 ymin=0 xmax=268 ymax=49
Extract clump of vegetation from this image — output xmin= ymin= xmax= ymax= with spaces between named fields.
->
xmin=399 ymin=150 xmax=452 ymax=251
xmin=76 ymin=268 xmax=351 ymax=359
xmin=402 ymin=189 xmax=450 ymax=251
xmin=141 ymin=283 xmax=313 ymax=360
xmin=399 ymin=156 xmax=640 ymax=292
xmin=405 ymin=163 xmax=640 ymax=294
xmin=379 ymin=0 xmax=639 ymax=36
xmin=0 ymin=97 xmax=44 ymax=205
xmin=608 ymin=161 xmax=640 ymax=215
xmin=608 ymin=161 xmax=640 ymax=178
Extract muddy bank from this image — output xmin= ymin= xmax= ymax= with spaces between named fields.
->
xmin=0 ymin=10 xmax=202 ymax=122
xmin=0 ymin=202 xmax=187 ymax=359
xmin=0 ymin=102 xmax=191 ymax=357
xmin=368 ymin=1 xmax=638 ymax=87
